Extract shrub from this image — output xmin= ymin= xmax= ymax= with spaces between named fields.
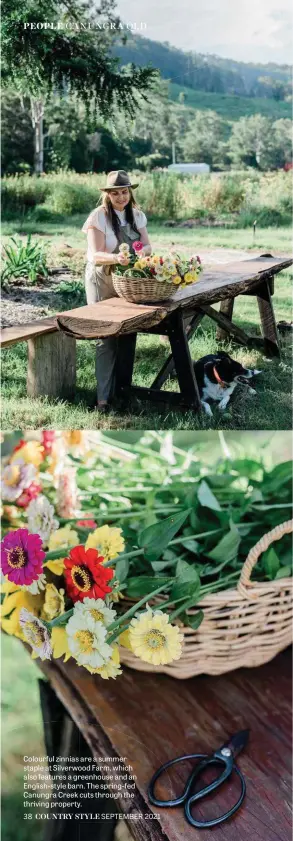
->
xmin=48 ymin=182 xmax=98 ymax=215
xmin=1 ymin=175 xmax=49 ymax=214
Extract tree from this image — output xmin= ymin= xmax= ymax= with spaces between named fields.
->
xmin=228 ymin=114 xmax=292 ymax=170
xmin=1 ymin=90 xmax=34 ymax=173
xmin=182 ymin=110 xmax=227 ymax=167
xmin=1 ymin=0 xmax=157 ymax=173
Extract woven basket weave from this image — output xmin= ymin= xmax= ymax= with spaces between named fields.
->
xmin=119 ymin=520 xmax=293 ymax=679
xmin=112 ymin=272 xmax=174 ymax=304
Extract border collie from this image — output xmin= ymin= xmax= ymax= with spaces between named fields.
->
xmin=193 ymin=352 xmax=261 ymax=416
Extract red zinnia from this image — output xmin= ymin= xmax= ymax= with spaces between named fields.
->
xmin=64 ymin=545 xmax=114 ymax=604
xmin=76 ymin=519 xmax=97 ymax=529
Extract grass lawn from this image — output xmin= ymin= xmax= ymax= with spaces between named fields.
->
xmin=1 ymin=634 xmax=46 ymax=841
xmin=1 ymin=221 xmax=292 ymax=430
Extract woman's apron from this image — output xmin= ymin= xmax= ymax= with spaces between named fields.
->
xmin=85 ymin=222 xmax=141 ymax=304
xmin=84 ymin=222 xmax=142 ymax=402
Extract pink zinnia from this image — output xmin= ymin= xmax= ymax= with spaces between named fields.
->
xmin=1 ymin=528 xmax=45 ymax=586
xmin=76 ymin=519 xmax=97 ymax=529
xmin=42 ymin=431 xmax=55 ymax=455
xmin=17 ymin=482 xmax=42 ymax=509
xmin=133 ymin=240 xmax=143 ymax=253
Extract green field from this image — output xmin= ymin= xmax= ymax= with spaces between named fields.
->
xmin=168 ymin=82 xmax=292 ymax=120
xmin=1 ymin=219 xmax=292 ymax=431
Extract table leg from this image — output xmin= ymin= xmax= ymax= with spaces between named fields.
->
xmin=166 ymin=309 xmax=201 ymax=409
xmin=27 ymin=332 xmax=76 ymax=399
xmin=216 ymin=298 xmax=235 ymax=341
xmin=39 ymin=680 xmax=117 ymax=841
xmin=256 ymin=279 xmax=280 ymax=357
xmin=151 ymin=311 xmax=204 ymax=390
xmin=114 ymin=333 xmax=137 ymax=397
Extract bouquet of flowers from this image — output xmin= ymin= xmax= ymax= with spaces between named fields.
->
xmin=115 ymin=241 xmax=202 ymax=289
xmin=0 ymin=520 xmax=184 ymax=679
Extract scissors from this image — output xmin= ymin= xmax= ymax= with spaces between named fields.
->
xmin=148 ymin=729 xmax=249 ymax=829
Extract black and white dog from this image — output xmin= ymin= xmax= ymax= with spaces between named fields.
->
xmin=194 ymin=352 xmax=261 ymax=416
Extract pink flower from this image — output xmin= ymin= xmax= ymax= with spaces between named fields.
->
xmin=1 ymin=528 xmax=45 ymax=586
xmin=76 ymin=519 xmax=97 ymax=529
xmin=133 ymin=240 xmax=143 ymax=253
xmin=17 ymin=482 xmax=42 ymax=509
xmin=42 ymin=431 xmax=55 ymax=455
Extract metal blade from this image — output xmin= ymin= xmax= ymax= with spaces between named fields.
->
xmin=221 ymin=729 xmax=250 ymax=758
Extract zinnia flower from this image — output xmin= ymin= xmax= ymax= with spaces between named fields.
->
xmin=1 ymin=461 xmax=37 ymax=502
xmin=66 ymin=606 xmax=113 ymax=668
xmin=133 ymin=240 xmax=143 ymax=253
xmin=17 ymin=482 xmax=42 ymax=509
xmin=11 ymin=440 xmax=44 ymax=468
xmin=19 ymin=608 xmax=52 ymax=660
xmin=76 ymin=519 xmax=97 ymax=529
xmin=42 ymin=431 xmax=55 ymax=456
xmin=27 ymin=495 xmax=59 ymax=547
xmin=64 ymin=546 xmax=114 ymax=603
xmin=48 ymin=525 xmax=78 ymax=552
xmin=1 ymin=529 xmax=45 ymax=587
xmin=85 ymin=646 xmax=122 ymax=679
xmin=85 ymin=525 xmax=125 ymax=562
xmin=41 ymin=583 xmax=65 ymax=621
xmin=72 ymin=597 xmax=116 ymax=627
xmin=129 ymin=609 xmax=183 ymax=666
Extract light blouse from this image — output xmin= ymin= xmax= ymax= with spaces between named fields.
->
xmin=82 ymin=206 xmax=147 ymax=261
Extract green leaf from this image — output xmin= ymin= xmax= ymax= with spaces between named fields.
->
xmin=115 ymin=557 xmax=129 ymax=584
xmin=264 ymin=547 xmax=280 ymax=580
xmin=208 ymin=524 xmax=240 ymax=563
xmin=183 ymin=609 xmax=204 ymax=630
xmin=180 ymin=538 xmax=199 ymax=554
xmin=138 ymin=509 xmax=190 ymax=562
xmin=171 ymin=559 xmax=200 ymax=601
xmin=275 ymin=565 xmax=292 ymax=579
xmin=198 ymin=480 xmax=221 ymax=511
xmin=125 ymin=576 xmax=173 ymax=598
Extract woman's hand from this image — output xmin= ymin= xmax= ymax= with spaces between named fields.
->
xmin=117 ymin=252 xmax=130 ymax=266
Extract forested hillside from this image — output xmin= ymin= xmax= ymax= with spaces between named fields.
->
xmin=113 ymin=34 xmax=292 ymax=100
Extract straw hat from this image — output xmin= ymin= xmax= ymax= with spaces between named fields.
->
xmin=100 ymin=170 xmax=139 ymax=191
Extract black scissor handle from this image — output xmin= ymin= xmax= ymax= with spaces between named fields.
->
xmin=148 ymin=753 xmax=208 ymax=807
xmin=185 ymin=761 xmax=246 ymax=829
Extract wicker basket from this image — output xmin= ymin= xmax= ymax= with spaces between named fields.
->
xmin=119 ymin=520 xmax=293 ymax=679
xmin=112 ymin=272 xmax=174 ymax=304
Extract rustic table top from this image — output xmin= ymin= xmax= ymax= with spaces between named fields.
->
xmin=39 ymin=648 xmax=292 ymax=841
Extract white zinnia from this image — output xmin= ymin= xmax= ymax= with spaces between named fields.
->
xmin=66 ymin=607 xmax=113 ymax=669
xmin=27 ymin=495 xmax=59 ymax=547
xmin=19 ymin=608 xmax=52 ymax=660
xmin=73 ymin=597 xmax=117 ymax=627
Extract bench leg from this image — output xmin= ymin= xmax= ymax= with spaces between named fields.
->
xmin=27 ymin=332 xmax=76 ymax=399
xmin=216 ymin=298 xmax=235 ymax=341
xmin=256 ymin=279 xmax=280 ymax=357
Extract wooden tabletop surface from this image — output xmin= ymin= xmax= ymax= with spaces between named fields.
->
xmin=2 ymin=254 xmax=291 ymax=347
xmin=39 ymin=648 xmax=292 ymax=841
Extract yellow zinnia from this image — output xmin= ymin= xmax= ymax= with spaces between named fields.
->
xmin=1 ymin=589 xmax=42 ymax=639
xmin=11 ymin=440 xmax=44 ymax=468
xmin=41 ymin=583 xmax=65 ymax=621
xmin=84 ymin=646 xmax=122 ymax=679
xmin=48 ymin=525 xmax=78 ymax=552
xmin=129 ymin=609 xmax=183 ymax=666
xmin=172 ymin=275 xmax=182 ymax=285
xmin=85 ymin=525 xmax=125 ymax=562
xmin=51 ymin=627 xmax=71 ymax=662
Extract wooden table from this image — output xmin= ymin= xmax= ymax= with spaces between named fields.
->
xmin=1 ymin=255 xmax=291 ymax=406
xmin=37 ymin=648 xmax=292 ymax=841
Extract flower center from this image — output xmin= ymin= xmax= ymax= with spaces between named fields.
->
xmin=145 ymin=630 xmax=166 ymax=650
xmin=89 ymin=609 xmax=104 ymax=621
xmin=6 ymin=546 xmax=27 ymax=569
xmin=25 ymin=621 xmax=46 ymax=647
xmin=5 ymin=465 xmax=20 ymax=486
xmin=75 ymin=630 xmax=94 ymax=653
xmin=71 ymin=564 xmax=93 ymax=592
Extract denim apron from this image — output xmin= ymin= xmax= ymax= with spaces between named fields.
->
xmin=85 ymin=222 xmax=141 ymax=403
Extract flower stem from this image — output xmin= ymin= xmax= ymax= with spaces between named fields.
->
xmin=106 ymin=582 xmax=173 ymax=633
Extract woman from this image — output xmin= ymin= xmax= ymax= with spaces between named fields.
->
xmin=82 ymin=170 xmax=152 ymax=411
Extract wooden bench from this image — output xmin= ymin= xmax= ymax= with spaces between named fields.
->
xmin=37 ymin=648 xmax=291 ymax=841
xmin=1 ymin=255 xmax=291 ymax=408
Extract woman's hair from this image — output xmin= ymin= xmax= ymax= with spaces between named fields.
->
xmin=99 ymin=189 xmax=140 ymax=240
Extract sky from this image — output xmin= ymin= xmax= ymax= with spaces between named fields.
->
xmin=116 ymin=0 xmax=292 ymax=64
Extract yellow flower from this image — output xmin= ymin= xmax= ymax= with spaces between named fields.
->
xmin=184 ymin=271 xmax=198 ymax=284
xmin=129 ymin=609 xmax=183 ymax=666
xmin=63 ymin=431 xmax=83 ymax=447
xmin=84 ymin=646 xmax=122 ymax=679
xmin=2 ymin=505 xmax=21 ymax=526
xmin=1 ymin=589 xmax=42 ymax=639
xmin=44 ymin=559 xmax=64 ymax=576
xmin=11 ymin=441 xmax=43 ymax=467
xmin=85 ymin=525 xmax=125 ymax=562
xmin=119 ymin=628 xmax=132 ymax=649
xmin=134 ymin=260 xmax=142 ymax=269
xmin=51 ymin=627 xmax=71 ymax=662
xmin=140 ymin=257 xmax=148 ymax=268
xmin=41 ymin=583 xmax=65 ymax=621
xmin=152 ymin=255 xmax=161 ymax=265
xmin=172 ymin=275 xmax=182 ymax=285
xmin=48 ymin=525 xmax=78 ymax=552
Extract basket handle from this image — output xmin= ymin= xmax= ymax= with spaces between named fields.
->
xmin=238 ymin=519 xmax=293 ymax=597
